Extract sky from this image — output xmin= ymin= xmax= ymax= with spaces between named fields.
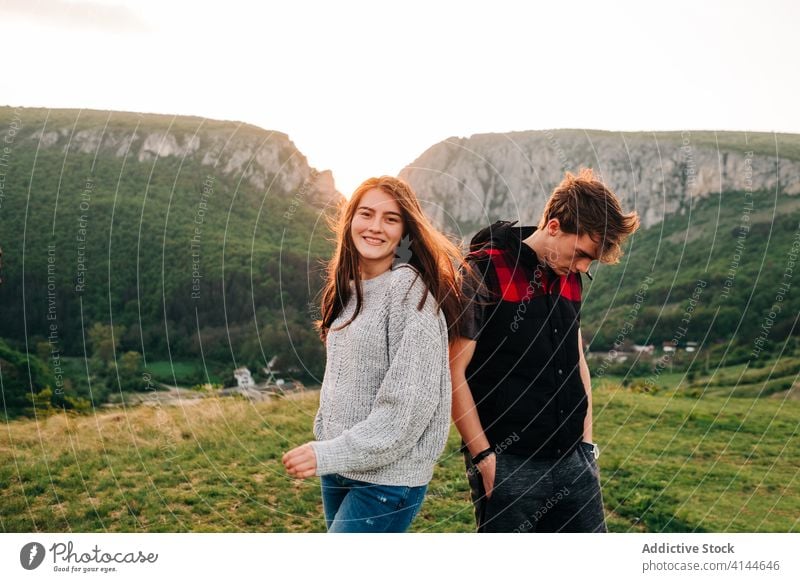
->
xmin=1 ymin=0 xmax=798 ymax=196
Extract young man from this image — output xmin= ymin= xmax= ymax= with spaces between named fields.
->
xmin=451 ymin=168 xmax=640 ymax=533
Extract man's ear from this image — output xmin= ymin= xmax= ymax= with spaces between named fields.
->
xmin=547 ymin=218 xmax=561 ymax=236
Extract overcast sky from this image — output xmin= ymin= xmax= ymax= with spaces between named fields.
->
xmin=2 ymin=0 xmax=797 ymax=195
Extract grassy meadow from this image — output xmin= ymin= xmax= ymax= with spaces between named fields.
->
xmin=1 ymin=380 xmax=798 ymax=533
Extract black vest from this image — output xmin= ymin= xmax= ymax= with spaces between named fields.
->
xmin=466 ymin=221 xmax=587 ymax=458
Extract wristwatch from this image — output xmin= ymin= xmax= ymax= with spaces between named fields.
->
xmin=581 ymin=441 xmax=600 ymax=460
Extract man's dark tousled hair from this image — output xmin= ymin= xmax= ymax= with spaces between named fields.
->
xmin=538 ymin=168 xmax=640 ymax=264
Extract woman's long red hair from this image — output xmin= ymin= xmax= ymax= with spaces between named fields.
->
xmin=316 ymin=176 xmax=468 ymax=344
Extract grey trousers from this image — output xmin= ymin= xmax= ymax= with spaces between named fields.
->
xmin=464 ymin=443 xmax=608 ymax=532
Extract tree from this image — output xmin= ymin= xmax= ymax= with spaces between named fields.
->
xmin=118 ymin=351 xmax=145 ymax=391
xmin=88 ymin=322 xmax=126 ymax=361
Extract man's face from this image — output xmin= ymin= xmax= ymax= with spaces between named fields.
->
xmin=542 ymin=220 xmax=601 ymax=276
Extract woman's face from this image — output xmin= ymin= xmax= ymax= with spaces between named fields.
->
xmin=350 ymin=187 xmax=404 ymax=271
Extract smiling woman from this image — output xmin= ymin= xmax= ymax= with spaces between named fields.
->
xmin=350 ymin=187 xmax=405 ymax=279
xmin=281 ymin=175 xmax=470 ymax=532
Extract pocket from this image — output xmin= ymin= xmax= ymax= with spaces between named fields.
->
xmin=363 ymin=483 xmax=412 ymax=511
xmin=403 ymin=484 xmax=428 ymax=514
xmin=478 ymin=453 xmax=501 ymax=508
xmin=465 ymin=455 xmax=482 ymax=490
xmin=580 ymin=442 xmax=597 ymax=459
xmin=577 ymin=443 xmax=600 ymax=478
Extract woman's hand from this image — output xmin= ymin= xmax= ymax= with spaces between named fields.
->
xmin=282 ymin=443 xmax=317 ymax=478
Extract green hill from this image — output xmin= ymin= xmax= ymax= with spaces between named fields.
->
xmin=0 ymin=107 xmax=339 ymax=414
xmin=2 ymin=107 xmax=799 ymax=418
xmin=582 ymin=186 xmax=800 ymax=365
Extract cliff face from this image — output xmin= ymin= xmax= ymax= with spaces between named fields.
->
xmin=7 ymin=107 xmax=340 ymax=208
xmin=0 ymin=107 xmax=341 ymax=360
xmin=399 ymin=130 xmax=800 ymax=235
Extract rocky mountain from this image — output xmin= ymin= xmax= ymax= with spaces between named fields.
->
xmin=10 ymin=107 xmax=340 ymax=208
xmin=0 ymin=107 xmax=340 ymax=390
xmin=397 ymin=128 xmax=800 ymax=364
xmin=399 ymin=130 xmax=800 ymax=236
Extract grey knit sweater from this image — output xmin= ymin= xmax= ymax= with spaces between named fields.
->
xmin=310 ymin=264 xmax=452 ymax=487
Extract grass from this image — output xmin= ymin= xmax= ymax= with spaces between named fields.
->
xmin=594 ymin=385 xmax=799 ymax=532
xmin=144 ymin=360 xmax=212 ymax=386
xmin=1 ymin=388 xmax=797 ymax=533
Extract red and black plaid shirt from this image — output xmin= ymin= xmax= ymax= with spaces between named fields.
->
xmin=460 ymin=222 xmax=587 ymax=459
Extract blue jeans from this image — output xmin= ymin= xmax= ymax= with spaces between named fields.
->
xmin=320 ymin=474 xmax=428 ymax=532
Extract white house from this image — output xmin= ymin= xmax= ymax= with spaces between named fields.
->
xmin=233 ymin=367 xmax=254 ymax=388
xmin=633 ymin=344 xmax=655 ymax=354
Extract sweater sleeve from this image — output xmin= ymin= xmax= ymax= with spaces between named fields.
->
xmin=313 ymin=405 xmax=323 ymax=440
xmin=309 ymin=267 xmax=446 ymax=476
